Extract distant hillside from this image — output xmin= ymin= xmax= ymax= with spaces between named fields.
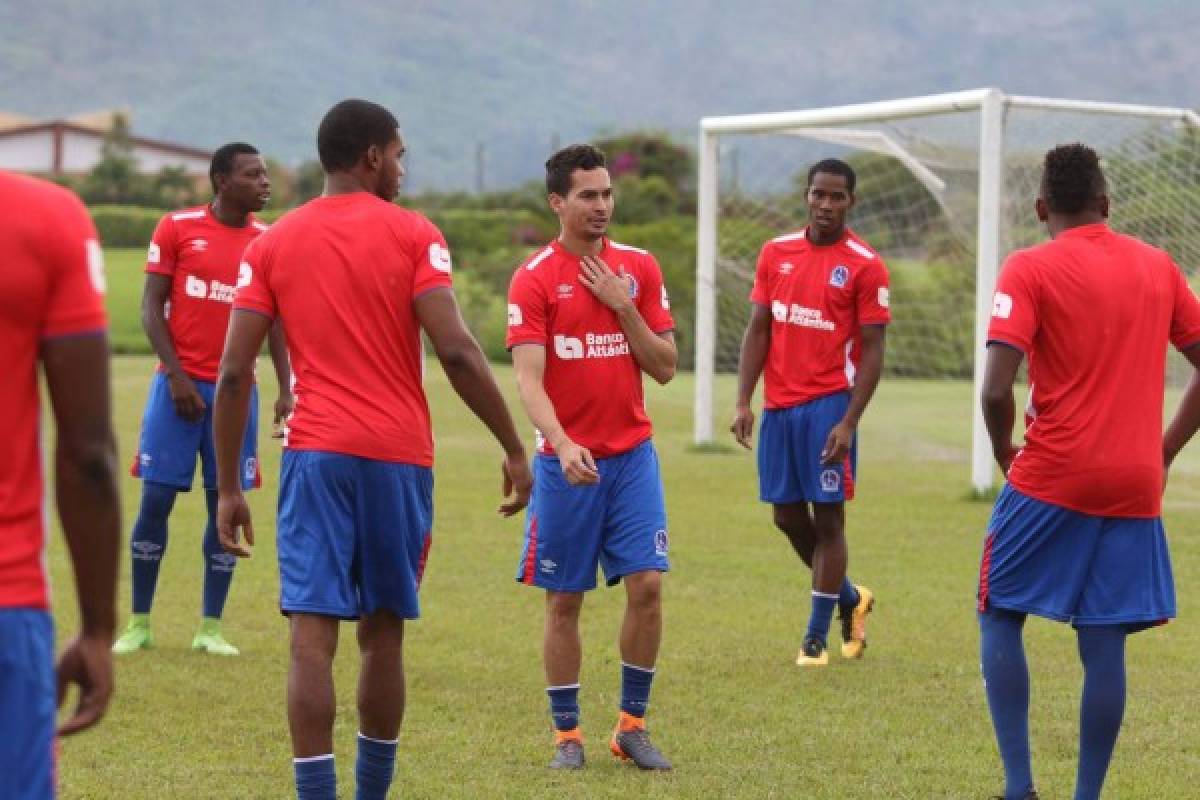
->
xmin=2 ymin=0 xmax=1196 ymax=190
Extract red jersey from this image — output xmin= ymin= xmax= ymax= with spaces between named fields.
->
xmin=0 ymin=172 xmax=107 ymax=610
xmin=988 ymin=223 xmax=1200 ymax=517
xmin=750 ymin=227 xmax=891 ymax=409
xmin=147 ymin=205 xmax=268 ymax=381
xmin=234 ymin=193 xmax=452 ymax=467
xmin=506 ymin=238 xmax=675 ymax=457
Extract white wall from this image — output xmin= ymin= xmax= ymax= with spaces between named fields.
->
xmin=0 ymin=131 xmax=54 ymax=171
xmin=0 ymin=129 xmax=209 ymax=175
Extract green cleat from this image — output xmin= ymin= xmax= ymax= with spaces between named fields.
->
xmin=191 ymin=619 xmax=239 ymax=656
xmin=112 ymin=616 xmax=153 ymax=654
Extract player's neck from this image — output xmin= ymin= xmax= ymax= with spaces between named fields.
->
xmin=557 ymin=232 xmax=604 ymax=257
xmin=209 ymin=197 xmax=250 ymax=228
xmin=807 ymin=224 xmax=845 ymax=247
xmin=1047 ymin=213 xmax=1106 ymax=238
xmin=323 ymin=172 xmax=375 ymax=198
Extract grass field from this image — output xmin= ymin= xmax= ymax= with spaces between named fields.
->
xmin=45 ymin=357 xmax=1200 ymax=799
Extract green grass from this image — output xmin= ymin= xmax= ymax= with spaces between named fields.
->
xmin=104 ymin=248 xmax=150 ymax=354
xmin=46 ymin=361 xmax=1200 ymax=798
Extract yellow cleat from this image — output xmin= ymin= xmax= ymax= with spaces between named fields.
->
xmin=796 ymin=636 xmax=829 ymax=667
xmin=840 ymin=585 xmax=875 ymax=659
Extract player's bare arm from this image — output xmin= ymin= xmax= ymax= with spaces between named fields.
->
xmin=1163 ymin=342 xmax=1200 ymax=478
xmin=415 ymin=287 xmax=532 ymax=514
xmin=731 ymin=303 xmax=773 ymax=449
xmin=141 ymin=272 xmax=205 ymax=422
xmin=213 ymin=308 xmax=270 ymax=557
xmin=42 ymin=332 xmax=120 ymax=736
xmin=267 ymin=320 xmax=293 ymax=437
xmin=980 ymin=341 xmax=1024 ymax=474
xmin=511 ymin=344 xmax=600 ymax=486
xmin=579 ymin=255 xmax=677 ymax=385
xmin=822 ymin=323 xmax=887 ymax=465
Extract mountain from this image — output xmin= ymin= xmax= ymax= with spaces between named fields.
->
xmin=1 ymin=0 xmax=1196 ymax=190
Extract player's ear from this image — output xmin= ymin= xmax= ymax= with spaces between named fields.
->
xmin=548 ymin=192 xmax=565 ymax=215
xmin=846 ymin=191 xmax=856 ymax=211
xmin=364 ymin=144 xmax=381 ymax=172
xmin=1035 ymin=197 xmax=1048 ymax=223
xmin=1098 ymin=195 xmax=1110 ymax=219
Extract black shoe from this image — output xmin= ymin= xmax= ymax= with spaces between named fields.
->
xmin=548 ymin=738 xmax=585 ymax=770
xmin=611 ymin=722 xmax=672 ymax=770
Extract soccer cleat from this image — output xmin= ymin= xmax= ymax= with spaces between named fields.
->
xmin=191 ymin=619 xmax=239 ymax=656
xmin=796 ymin=635 xmax=829 ymax=667
xmin=610 ymin=712 xmax=672 ymax=770
xmin=839 ymin=584 xmax=875 ymax=659
xmin=548 ymin=730 xmax=585 ymax=770
xmin=112 ymin=617 xmax=153 ymax=654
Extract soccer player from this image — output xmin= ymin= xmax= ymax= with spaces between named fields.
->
xmin=212 ymin=99 xmax=531 ymax=800
xmin=0 ymin=170 xmax=121 ymax=797
xmin=978 ymin=143 xmax=1200 ymax=800
xmin=507 ymin=144 xmax=678 ymax=771
xmin=730 ymin=158 xmax=889 ymax=666
xmin=112 ymin=142 xmax=291 ymax=657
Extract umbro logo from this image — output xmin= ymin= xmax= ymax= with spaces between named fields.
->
xmin=779 ymin=262 xmax=795 ymax=275
xmin=191 ymin=239 xmax=208 ymax=252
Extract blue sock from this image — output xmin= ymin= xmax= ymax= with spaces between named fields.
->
xmin=201 ymin=489 xmax=236 ymax=618
xmin=1075 ymin=626 xmax=1127 ymax=800
xmin=546 ymin=683 xmax=581 ymax=731
xmin=294 ymin=755 xmax=336 ymax=800
xmin=837 ymin=579 xmax=861 ymax=616
xmin=620 ymin=662 xmax=655 ymax=718
xmin=979 ymin=608 xmax=1034 ymax=800
xmin=130 ymin=481 xmax=177 ymax=614
xmin=355 ymin=732 xmax=398 ymax=800
xmin=805 ymin=592 xmax=839 ymax=647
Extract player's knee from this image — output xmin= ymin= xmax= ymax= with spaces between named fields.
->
xmin=545 ymin=591 xmax=584 ymax=626
xmin=139 ymin=481 xmax=177 ymax=520
xmin=625 ymin=571 xmax=663 ymax=611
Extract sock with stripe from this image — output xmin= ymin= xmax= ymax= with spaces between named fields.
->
xmin=201 ymin=488 xmax=236 ymax=618
xmin=130 ymin=480 xmax=177 ymax=614
xmin=547 ymin=684 xmax=581 ymax=736
xmin=355 ymin=732 xmax=398 ymax=800
xmin=293 ymin=754 xmax=336 ymax=800
xmin=805 ymin=591 xmax=839 ymax=647
xmin=619 ymin=662 xmax=655 ymax=719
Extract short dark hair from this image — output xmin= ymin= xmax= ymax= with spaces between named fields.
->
xmin=210 ymin=142 xmax=259 ymax=194
xmin=806 ymin=158 xmax=856 ymax=193
xmin=317 ymin=99 xmax=400 ymax=173
xmin=546 ymin=144 xmax=607 ymax=196
xmin=1040 ymin=143 xmax=1107 ymax=214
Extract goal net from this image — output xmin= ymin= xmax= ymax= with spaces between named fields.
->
xmin=693 ymin=89 xmax=1200 ymax=493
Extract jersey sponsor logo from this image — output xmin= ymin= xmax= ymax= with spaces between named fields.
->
xmin=86 ymin=238 xmax=106 ymax=294
xmin=654 ymin=529 xmax=669 ymax=556
xmin=185 ymin=274 xmax=237 ymax=303
xmin=429 ymin=242 xmax=452 ymax=273
xmin=557 ymin=283 xmax=574 ymax=300
xmin=771 ymin=301 xmax=835 ymax=331
xmin=554 ymin=332 xmax=630 ymax=360
xmin=191 ymin=238 xmax=208 ymax=252
xmin=779 ymin=261 xmax=795 ymax=275
xmin=147 ymin=241 xmax=161 ymax=264
xmin=830 ymin=265 xmax=849 ymax=288
xmin=237 ymin=261 xmax=253 ymax=289
xmin=507 ymin=303 xmax=523 ymax=326
xmin=992 ymin=291 xmax=1013 ymax=319
xmin=820 ymin=468 xmax=841 ymax=492
xmin=878 ymin=287 xmax=890 ymax=308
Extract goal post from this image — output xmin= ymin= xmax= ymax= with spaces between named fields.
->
xmin=693 ymin=88 xmax=1200 ymax=494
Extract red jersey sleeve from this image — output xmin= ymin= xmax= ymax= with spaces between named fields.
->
xmin=749 ymin=243 xmax=771 ymax=306
xmin=231 ymin=237 xmax=277 ymax=319
xmin=42 ymin=194 xmax=107 ymax=338
xmin=145 ymin=214 xmax=178 ymax=276
xmin=987 ymin=251 xmax=1039 ymax=353
xmin=411 ymin=218 xmax=454 ymax=299
xmin=636 ymin=254 xmax=675 ymax=333
xmin=1169 ymin=258 xmax=1200 ymax=351
xmin=856 ymin=258 xmax=891 ymax=326
xmin=506 ymin=265 xmax=548 ymax=349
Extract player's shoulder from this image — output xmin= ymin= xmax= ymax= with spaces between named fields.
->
xmin=0 ymin=171 xmax=87 ymax=220
xmin=514 ymin=242 xmax=557 ymax=276
xmin=839 ymin=229 xmax=883 ymax=265
xmin=763 ymin=228 xmax=809 ymax=255
xmin=608 ymin=238 xmax=660 ymax=272
xmin=167 ymin=204 xmax=208 ymax=224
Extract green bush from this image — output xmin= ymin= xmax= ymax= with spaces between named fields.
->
xmin=91 ymin=205 xmax=166 ymax=247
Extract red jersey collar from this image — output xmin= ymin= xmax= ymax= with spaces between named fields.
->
xmin=550 ymin=236 xmax=610 ymax=260
xmin=1055 ymin=222 xmax=1110 ymax=240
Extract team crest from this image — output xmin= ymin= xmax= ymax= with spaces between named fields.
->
xmin=820 ymin=469 xmax=841 ymax=492
xmin=654 ymin=529 xmax=669 ymax=556
xmin=244 ymin=457 xmax=258 ymax=483
xmin=622 ymin=269 xmax=639 ymax=299
xmin=830 ymin=265 xmax=849 ymax=288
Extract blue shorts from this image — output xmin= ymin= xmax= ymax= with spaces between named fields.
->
xmin=517 ymin=439 xmax=669 ymax=592
xmin=0 ymin=609 xmax=55 ymax=799
xmin=277 ymin=450 xmax=434 ymax=620
xmin=758 ymin=392 xmax=856 ymax=504
xmin=132 ymin=371 xmax=260 ymax=491
xmin=977 ymin=484 xmax=1175 ymax=630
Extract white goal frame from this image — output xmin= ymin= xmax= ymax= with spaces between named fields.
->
xmin=693 ymin=87 xmax=1200 ymax=494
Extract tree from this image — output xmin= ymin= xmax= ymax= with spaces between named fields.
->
xmin=79 ymin=113 xmax=145 ymax=205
